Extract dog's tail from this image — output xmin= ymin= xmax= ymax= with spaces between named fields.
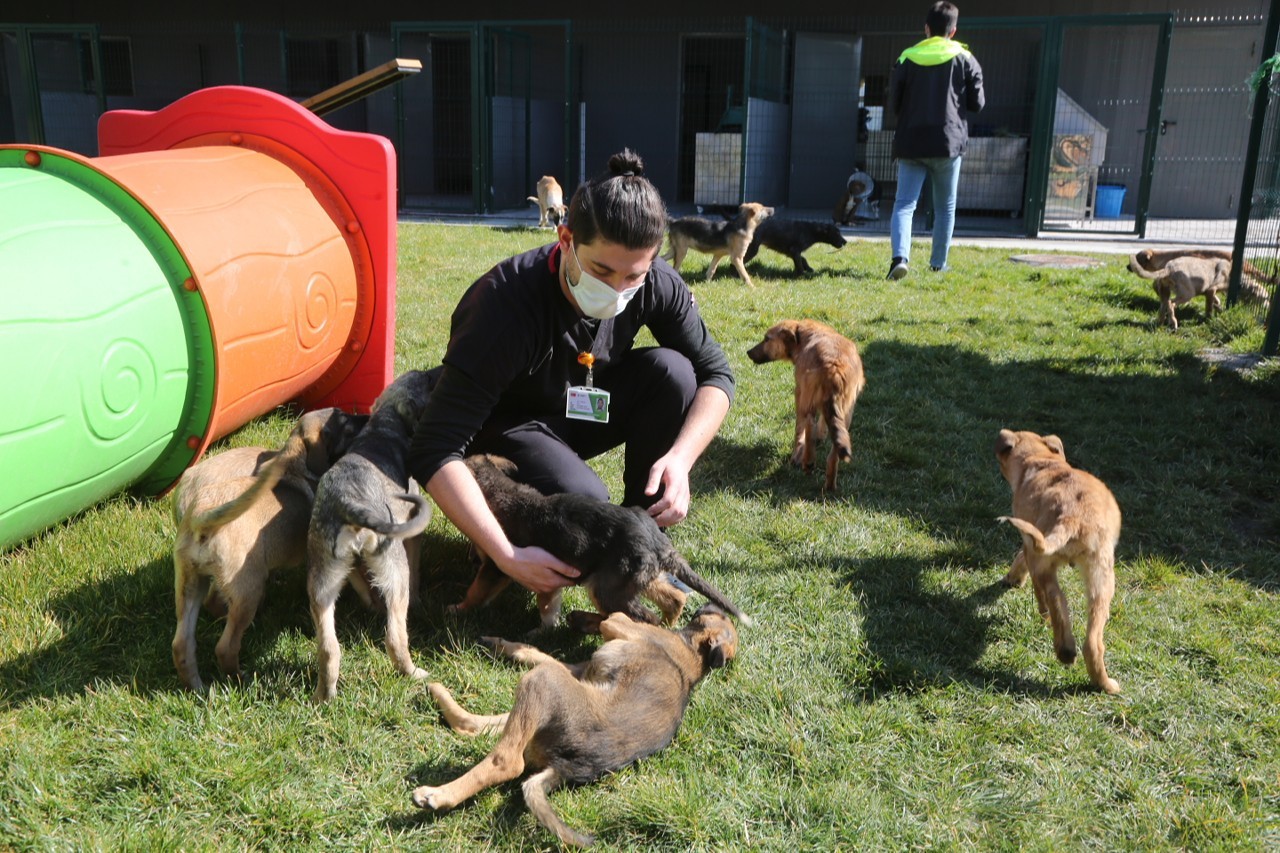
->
xmin=1127 ymin=256 xmax=1168 ymax=281
xmin=341 ymin=492 xmax=432 ymax=539
xmin=824 ymin=397 xmax=853 ymax=462
xmin=186 ymin=449 xmax=294 ymax=536
xmin=527 ymin=195 xmax=539 ymax=205
xmin=523 ymin=767 xmax=594 ymax=849
xmin=668 ymin=554 xmax=752 ymax=626
xmin=997 ymin=516 xmax=1072 ymax=556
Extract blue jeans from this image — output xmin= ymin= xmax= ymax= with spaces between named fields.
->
xmin=890 ymin=156 xmax=962 ymax=269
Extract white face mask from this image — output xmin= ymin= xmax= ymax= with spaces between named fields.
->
xmin=567 ymin=242 xmax=644 ymax=320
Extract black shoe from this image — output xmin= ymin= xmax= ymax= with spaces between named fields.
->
xmin=887 ymin=257 xmax=909 ymax=280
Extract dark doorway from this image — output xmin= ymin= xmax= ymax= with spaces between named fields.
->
xmin=677 ymin=35 xmax=744 ymax=203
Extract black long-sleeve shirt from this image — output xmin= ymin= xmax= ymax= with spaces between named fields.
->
xmin=890 ymin=41 xmax=985 ymax=160
xmin=408 ymin=242 xmax=735 ymax=484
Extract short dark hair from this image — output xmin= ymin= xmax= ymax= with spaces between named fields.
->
xmin=565 ymin=149 xmax=668 ymax=251
xmin=927 ymin=1 xmax=959 ymax=35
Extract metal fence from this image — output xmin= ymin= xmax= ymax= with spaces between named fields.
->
xmin=1232 ymin=8 xmax=1280 ymax=355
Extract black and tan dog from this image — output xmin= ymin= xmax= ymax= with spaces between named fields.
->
xmin=664 ymin=201 xmax=774 ymax=287
xmin=747 ymin=319 xmax=866 ymax=493
xmin=171 ymin=407 xmax=367 ymax=693
xmin=306 ymin=370 xmax=435 ymax=702
xmin=995 ymin=429 xmax=1123 ymax=694
xmin=452 ymin=454 xmax=749 ymax=633
xmin=411 ymin=606 xmax=740 ymax=848
xmin=744 ymin=218 xmax=847 ymax=276
xmin=527 ymin=175 xmax=566 ymax=228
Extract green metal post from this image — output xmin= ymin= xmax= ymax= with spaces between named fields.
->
xmin=1234 ymin=0 xmax=1280 ymax=357
xmin=1024 ymin=18 xmax=1060 ymax=237
xmin=1134 ymin=15 xmax=1173 ymax=239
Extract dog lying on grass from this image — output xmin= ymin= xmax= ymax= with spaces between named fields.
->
xmin=747 ymin=319 xmax=866 ymax=493
xmin=995 ymin=429 xmax=1122 ymax=694
xmin=412 ymin=606 xmax=740 ymax=848
xmin=664 ymin=202 xmax=774 ymax=287
xmin=306 ymin=370 xmax=435 ymax=702
xmin=452 ymin=454 xmax=750 ymax=633
xmin=171 ymin=407 xmax=367 ymax=693
xmin=1128 ymin=248 xmax=1272 ymax=329
xmin=743 ymin=218 xmax=847 ymax=276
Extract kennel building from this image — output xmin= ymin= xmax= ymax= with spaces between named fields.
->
xmin=0 ymin=2 xmax=1270 ymax=243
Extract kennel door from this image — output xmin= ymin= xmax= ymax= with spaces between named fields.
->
xmin=788 ymin=33 xmax=861 ymax=211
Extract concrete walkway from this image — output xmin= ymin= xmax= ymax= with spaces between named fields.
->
xmin=402 ymin=208 xmax=1240 ymax=259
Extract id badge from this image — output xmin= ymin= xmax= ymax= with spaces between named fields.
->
xmin=566 ymin=385 xmax=610 ymax=423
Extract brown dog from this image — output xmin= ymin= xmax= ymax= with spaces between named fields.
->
xmin=1128 ymin=248 xmax=1272 ymax=329
xmin=747 ymin=319 xmax=866 ymax=493
xmin=995 ymin=429 xmax=1122 ymax=694
xmin=527 ymin=175 xmax=566 ymax=228
xmin=453 ymin=454 xmax=750 ymax=633
xmin=412 ymin=606 xmax=740 ymax=848
xmin=171 ymin=407 xmax=366 ymax=692
xmin=664 ymin=201 xmax=774 ymax=286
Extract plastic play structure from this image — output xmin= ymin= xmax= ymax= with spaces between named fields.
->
xmin=0 ymin=85 xmax=401 ymax=551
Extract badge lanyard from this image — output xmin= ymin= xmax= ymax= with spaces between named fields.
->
xmin=566 ymin=350 xmax=610 ymax=423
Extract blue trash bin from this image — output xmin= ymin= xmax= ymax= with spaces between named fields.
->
xmin=1095 ymin=184 xmax=1126 ymax=218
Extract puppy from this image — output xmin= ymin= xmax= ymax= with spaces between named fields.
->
xmin=1128 ymin=249 xmax=1271 ymax=329
xmin=412 ymin=606 xmax=740 ymax=848
xmin=171 ymin=407 xmax=367 ymax=693
xmin=995 ymin=429 xmax=1122 ymax=694
xmin=833 ymin=167 xmax=880 ymax=224
xmin=1128 ymin=254 xmax=1231 ymax=330
xmin=747 ymin=320 xmax=866 ymax=493
xmin=743 ymin=218 xmax=847 ymax=276
xmin=527 ymin=175 xmax=566 ymax=228
xmin=306 ymin=370 xmax=435 ymax=702
xmin=452 ymin=454 xmax=749 ymax=633
xmin=664 ymin=201 xmax=774 ymax=286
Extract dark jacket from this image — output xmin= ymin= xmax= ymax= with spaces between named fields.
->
xmin=408 ymin=242 xmax=735 ymax=483
xmin=890 ymin=38 xmax=985 ymax=159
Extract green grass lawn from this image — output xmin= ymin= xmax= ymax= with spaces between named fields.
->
xmin=3 ymin=223 xmax=1278 ymax=850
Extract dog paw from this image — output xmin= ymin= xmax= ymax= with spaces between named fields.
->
xmin=1098 ymin=677 xmax=1122 ymax=695
xmin=1056 ymin=644 xmax=1079 ymax=666
xmin=409 ymin=667 xmax=428 ymax=681
xmin=445 ymin=602 xmax=469 ymax=615
xmin=412 ymin=785 xmax=450 ymax=811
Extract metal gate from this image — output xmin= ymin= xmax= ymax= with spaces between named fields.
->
xmin=0 ymin=25 xmax=105 ymax=154
xmin=392 ymin=20 xmax=570 ymax=214
xmin=1028 ymin=14 xmax=1173 ymax=237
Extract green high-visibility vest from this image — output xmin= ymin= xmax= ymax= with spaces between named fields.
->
xmin=898 ymin=36 xmax=971 ymax=66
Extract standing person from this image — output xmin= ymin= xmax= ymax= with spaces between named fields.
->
xmin=886 ymin=1 xmax=985 ymax=279
xmin=408 ymin=149 xmax=736 ymax=596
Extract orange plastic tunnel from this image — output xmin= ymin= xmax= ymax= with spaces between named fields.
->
xmin=0 ymin=87 xmax=397 ymax=550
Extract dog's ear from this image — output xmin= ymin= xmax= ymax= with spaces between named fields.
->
xmin=700 ymin=626 xmax=738 ymax=670
xmin=995 ymin=429 xmax=1017 ymax=457
xmin=1042 ymin=434 xmax=1065 ymax=457
xmin=490 ymin=455 xmax=519 ymax=475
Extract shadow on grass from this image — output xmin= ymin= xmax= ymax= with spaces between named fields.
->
xmin=698 ymin=338 xmax=1280 ymax=589
xmin=837 ymin=552 xmax=1086 ymax=699
xmin=0 ymin=530 xmax=549 ymax=709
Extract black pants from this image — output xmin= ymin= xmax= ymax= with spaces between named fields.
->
xmin=469 ymin=347 xmax=696 ymax=508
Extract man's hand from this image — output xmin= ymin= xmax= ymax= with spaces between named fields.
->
xmin=496 ymin=545 xmax=580 ymax=594
xmin=644 ymin=453 xmax=692 ymax=528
